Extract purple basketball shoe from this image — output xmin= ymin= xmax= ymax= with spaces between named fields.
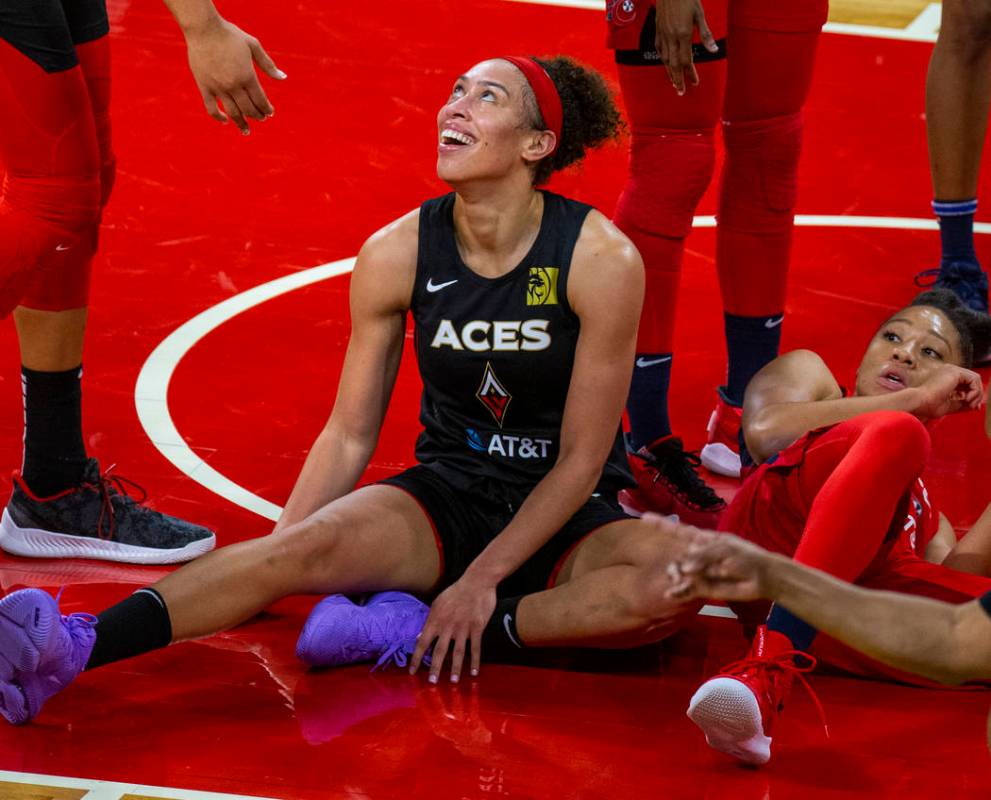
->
xmin=0 ymin=588 xmax=96 ymax=725
xmin=296 ymin=591 xmax=429 ymax=671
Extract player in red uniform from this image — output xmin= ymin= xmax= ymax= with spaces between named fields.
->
xmin=680 ymin=288 xmax=991 ymax=764
xmin=0 ymin=0 xmax=284 ymax=563
xmin=606 ymin=0 xmax=828 ymax=524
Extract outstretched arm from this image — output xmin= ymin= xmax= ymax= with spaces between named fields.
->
xmin=659 ymin=518 xmax=991 ymax=684
xmin=162 ymin=0 xmax=286 ymax=134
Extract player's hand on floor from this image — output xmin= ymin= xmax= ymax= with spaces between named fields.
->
xmin=409 ymin=575 xmax=496 ymax=684
xmin=183 ymin=16 xmax=286 ymax=135
xmin=654 ymin=0 xmax=718 ymax=95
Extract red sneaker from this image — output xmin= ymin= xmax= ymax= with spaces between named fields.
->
xmin=618 ymin=435 xmax=726 ymax=528
xmin=700 ymin=388 xmax=743 ymax=478
xmin=686 ymin=626 xmax=820 ymax=765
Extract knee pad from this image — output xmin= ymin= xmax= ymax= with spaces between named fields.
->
xmin=857 ymin=411 xmax=931 ymax=467
xmin=18 ymin=222 xmax=96 ymax=312
xmin=718 ymin=112 xmax=803 ymax=234
xmin=615 ymin=127 xmax=716 ymax=240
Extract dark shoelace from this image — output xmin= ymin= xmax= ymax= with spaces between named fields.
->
xmin=83 ymin=464 xmax=148 ymax=541
xmin=631 ymin=445 xmax=725 ymax=508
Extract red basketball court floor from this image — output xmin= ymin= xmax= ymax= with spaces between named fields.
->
xmin=0 ymin=1 xmax=989 ymax=798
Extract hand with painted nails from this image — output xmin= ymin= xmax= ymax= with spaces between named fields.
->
xmin=182 ymin=15 xmax=286 ymax=135
xmin=654 ymin=0 xmax=718 ymax=96
xmin=409 ymin=574 xmax=496 ymax=684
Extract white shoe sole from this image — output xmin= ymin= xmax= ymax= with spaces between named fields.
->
xmin=0 ymin=508 xmax=216 ymax=565
xmin=700 ymin=442 xmax=742 ymax=478
xmin=687 ymin=677 xmax=771 ymax=765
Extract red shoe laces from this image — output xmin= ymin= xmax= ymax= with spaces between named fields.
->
xmin=720 ymin=649 xmax=830 ymax=739
xmin=85 ymin=464 xmax=148 ymax=541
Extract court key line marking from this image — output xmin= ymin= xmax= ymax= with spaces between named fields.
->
xmin=0 ymin=769 xmax=281 ymax=800
xmin=505 ymin=0 xmax=943 ymax=42
xmin=134 ymin=214 xmax=991 ymax=625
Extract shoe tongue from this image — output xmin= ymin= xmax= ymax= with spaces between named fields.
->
xmin=80 ymin=458 xmax=102 ymax=484
xmin=752 ymin=626 xmax=795 ymax=659
xmin=646 ymin=435 xmax=682 ymax=460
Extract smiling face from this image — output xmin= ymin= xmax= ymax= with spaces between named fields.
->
xmin=854 ymin=305 xmax=965 ymax=396
xmin=435 ymin=59 xmax=551 ymax=185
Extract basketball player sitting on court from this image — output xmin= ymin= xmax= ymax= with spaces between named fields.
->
xmin=0 ymin=55 xmax=709 ymax=725
xmin=669 ymin=287 xmax=991 ymax=765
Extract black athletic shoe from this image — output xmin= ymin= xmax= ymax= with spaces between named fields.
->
xmin=619 ymin=434 xmax=726 ymax=528
xmin=915 ymin=261 xmax=989 ymax=314
xmin=0 ymin=459 xmax=216 ymax=565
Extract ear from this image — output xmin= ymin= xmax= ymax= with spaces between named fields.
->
xmin=521 ymin=130 xmax=557 ymax=165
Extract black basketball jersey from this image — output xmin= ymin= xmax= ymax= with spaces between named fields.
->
xmin=411 ymin=190 xmax=633 ymax=501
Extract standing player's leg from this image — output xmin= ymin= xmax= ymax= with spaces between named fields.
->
xmin=920 ymin=0 xmax=991 ymax=313
xmin=689 ymin=410 xmax=930 ymax=764
xmin=611 ymin=2 xmax=729 ymax=525
xmin=700 ymin=0 xmax=827 ymax=480
xmin=0 ymin=3 xmax=102 ymax=317
xmin=0 ymin=484 xmax=444 ymax=725
xmin=0 ymin=2 xmax=214 ymax=566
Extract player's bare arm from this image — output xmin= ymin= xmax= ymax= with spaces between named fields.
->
xmin=276 ymin=213 xmax=418 ymax=531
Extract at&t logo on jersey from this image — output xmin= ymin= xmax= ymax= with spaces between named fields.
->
xmin=466 ymin=428 xmax=553 ymax=459
xmin=430 ymin=319 xmax=551 ymax=351
xmin=526 ymin=267 xmax=558 ymax=306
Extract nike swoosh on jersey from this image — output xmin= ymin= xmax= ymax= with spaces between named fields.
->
xmin=635 ymin=356 xmax=673 ymax=368
xmin=764 ymin=316 xmax=785 ymax=329
xmin=426 ymin=278 xmax=458 ymax=293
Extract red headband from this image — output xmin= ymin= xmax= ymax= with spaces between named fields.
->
xmin=501 ymin=56 xmax=563 ymax=155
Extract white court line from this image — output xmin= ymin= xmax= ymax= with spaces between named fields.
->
xmin=134 ymin=258 xmax=356 ymax=522
xmin=503 ymin=0 xmax=943 ymax=42
xmin=0 ymin=769 xmax=281 ymax=800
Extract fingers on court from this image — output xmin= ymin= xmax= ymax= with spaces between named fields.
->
xmin=410 ymin=630 xmax=432 ymax=674
xmin=448 ymin=638 xmax=467 ymax=683
xmin=429 ymin=636 xmax=451 ymax=684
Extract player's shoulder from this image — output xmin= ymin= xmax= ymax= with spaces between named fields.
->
xmin=573 ymin=208 xmax=643 ymax=275
xmin=358 ymin=207 xmax=420 ymax=268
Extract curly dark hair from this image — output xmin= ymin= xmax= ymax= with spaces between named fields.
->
xmin=906 ymin=288 xmax=991 ymax=367
xmin=516 ymin=56 xmax=623 ymax=186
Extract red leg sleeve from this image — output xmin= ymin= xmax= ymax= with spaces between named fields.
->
xmin=0 ymin=37 xmax=102 ymax=316
xmin=614 ymin=61 xmax=724 ymax=352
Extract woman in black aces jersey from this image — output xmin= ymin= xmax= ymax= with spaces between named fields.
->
xmin=0 ymin=56 xmax=701 ymax=725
